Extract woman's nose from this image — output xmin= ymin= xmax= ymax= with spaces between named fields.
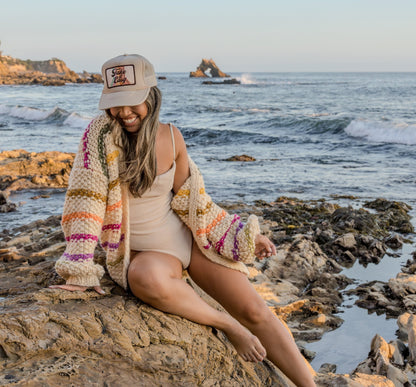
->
xmin=118 ymin=106 xmax=131 ymax=117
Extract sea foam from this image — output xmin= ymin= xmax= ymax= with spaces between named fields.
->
xmin=345 ymin=119 xmax=416 ymax=145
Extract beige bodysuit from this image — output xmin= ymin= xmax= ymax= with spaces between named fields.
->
xmin=129 ymin=124 xmax=193 ymax=268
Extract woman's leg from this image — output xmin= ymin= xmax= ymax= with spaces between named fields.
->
xmin=127 ymin=251 xmax=266 ymax=362
xmin=188 ymin=243 xmax=316 ymax=387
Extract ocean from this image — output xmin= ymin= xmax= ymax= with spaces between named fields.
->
xmin=0 ymin=72 xmax=415 ymax=373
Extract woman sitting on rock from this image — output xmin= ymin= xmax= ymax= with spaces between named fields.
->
xmin=50 ymin=54 xmax=316 ymax=387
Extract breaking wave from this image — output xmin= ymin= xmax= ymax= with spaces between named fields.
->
xmin=344 ymin=119 xmax=416 ymax=145
xmin=0 ymin=104 xmax=91 ymax=128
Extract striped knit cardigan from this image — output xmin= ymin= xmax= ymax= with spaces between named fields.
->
xmin=55 ymin=114 xmax=260 ymax=290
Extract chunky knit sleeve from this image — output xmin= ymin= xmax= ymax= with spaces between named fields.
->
xmin=55 ymin=115 xmax=112 ymax=287
xmin=171 ymin=158 xmax=260 ymax=264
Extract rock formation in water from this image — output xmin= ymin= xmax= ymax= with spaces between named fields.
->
xmin=0 ymin=54 xmax=103 ymax=85
xmin=190 ymin=58 xmax=230 ymax=78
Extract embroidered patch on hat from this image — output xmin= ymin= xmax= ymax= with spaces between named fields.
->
xmin=105 ymin=65 xmax=136 ymax=88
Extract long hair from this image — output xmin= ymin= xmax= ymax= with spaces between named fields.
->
xmin=107 ymin=86 xmax=162 ymax=197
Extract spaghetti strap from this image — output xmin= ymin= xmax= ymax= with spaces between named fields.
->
xmin=169 ymin=123 xmax=176 ymax=162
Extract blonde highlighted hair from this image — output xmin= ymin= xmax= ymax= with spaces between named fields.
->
xmin=107 ymin=86 xmax=162 ymax=197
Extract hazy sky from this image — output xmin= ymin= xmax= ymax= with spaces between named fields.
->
xmin=1 ymin=0 xmax=415 ymax=73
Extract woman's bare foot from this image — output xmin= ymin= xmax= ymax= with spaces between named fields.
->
xmin=222 ymin=317 xmax=266 ymax=362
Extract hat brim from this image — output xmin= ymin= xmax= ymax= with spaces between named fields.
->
xmin=98 ymin=88 xmax=150 ymax=110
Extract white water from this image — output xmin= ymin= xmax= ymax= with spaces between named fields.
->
xmin=345 ymin=119 xmax=416 ymax=145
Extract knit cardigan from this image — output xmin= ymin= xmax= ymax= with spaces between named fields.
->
xmin=55 ymin=114 xmax=260 ymax=290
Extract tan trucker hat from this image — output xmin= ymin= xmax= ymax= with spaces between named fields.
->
xmin=98 ymin=54 xmax=157 ymax=110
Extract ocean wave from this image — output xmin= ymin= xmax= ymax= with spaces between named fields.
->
xmin=63 ymin=112 xmax=92 ymax=128
xmin=256 ymin=115 xmax=351 ymax=135
xmin=181 ymin=126 xmax=285 ymax=145
xmin=0 ymin=103 xmax=91 ymax=128
xmin=238 ymin=74 xmax=257 ymax=85
xmin=345 ymin=120 xmax=416 ymax=145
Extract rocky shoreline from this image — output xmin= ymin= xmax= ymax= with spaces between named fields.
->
xmin=0 ymin=150 xmax=415 ymax=386
xmin=0 ymin=55 xmax=103 ymax=86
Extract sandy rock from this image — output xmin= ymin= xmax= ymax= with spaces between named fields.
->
xmin=407 ymin=314 xmax=416 ymax=362
xmin=389 ymin=273 xmax=416 ymax=298
xmin=0 ymin=149 xmax=74 ymax=192
xmin=0 ymin=290 xmax=292 ymax=386
xmin=0 ymin=55 xmax=103 ymax=85
xmin=0 ymin=216 xmax=296 ymax=386
xmin=397 ymin=312 xmax=412 ymax=339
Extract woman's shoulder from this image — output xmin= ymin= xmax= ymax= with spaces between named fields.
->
xmin=160 ymin=122 xmax=186 ymax=152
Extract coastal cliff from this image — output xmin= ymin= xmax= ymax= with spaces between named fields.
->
xmin=0 ymin=55 xmax=102 ymax=85
xmin=0 ymin=150 xmax=415 ymax=386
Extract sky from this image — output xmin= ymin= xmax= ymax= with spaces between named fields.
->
xmin=0 ymin=0 xmax=415 ymax=73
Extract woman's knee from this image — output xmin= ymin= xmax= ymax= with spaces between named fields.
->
xmin=236 ymin=299 xmax=273 ymax=326
xmin=127 ymin=260 xmax=172 ymax=304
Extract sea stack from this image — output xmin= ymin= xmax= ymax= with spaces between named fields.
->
xmin=190 ymin=58 xmax=230 ymax=78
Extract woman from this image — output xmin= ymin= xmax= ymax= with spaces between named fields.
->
xmin=50 ymin=54 xmax=316 ymax=387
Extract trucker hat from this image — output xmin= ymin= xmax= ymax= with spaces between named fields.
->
xmin=98 ymin=54 xmax=157 ymax=110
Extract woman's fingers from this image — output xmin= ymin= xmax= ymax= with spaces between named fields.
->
xmin=254 ymin=235 xmax=276 ymax=260
xmin=94 ymin=286 xmax=106 ymax=295
xmin=49 ymin=284 xmax=87 ymax=292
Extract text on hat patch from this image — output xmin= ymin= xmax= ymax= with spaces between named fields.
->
xmin=106 ymin=65 xmax=136 ymax=88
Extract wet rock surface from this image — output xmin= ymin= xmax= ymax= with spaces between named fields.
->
xmin=1 ymin=151 xmax=415 ymax=385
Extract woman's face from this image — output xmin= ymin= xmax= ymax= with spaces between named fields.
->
xmin=109 ymin=103 xmax=148 ymax=133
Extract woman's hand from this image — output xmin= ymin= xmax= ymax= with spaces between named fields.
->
xmin=254 ymin=234 xmax=276 ymax=260
xmin=49 ymin=284 xmax=105 ymax=295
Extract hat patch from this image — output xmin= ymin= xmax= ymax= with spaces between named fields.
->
xmin=106 ymin=65 xmax=136 ymax=88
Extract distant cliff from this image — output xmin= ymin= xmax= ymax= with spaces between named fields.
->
xmin=0 ymin=55 xmax=102 ymax=86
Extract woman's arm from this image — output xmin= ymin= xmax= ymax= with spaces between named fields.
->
xmin=51 ymin=115 xmax=111 ymax=294
xmin=171 ymin=124 xmax=191 ymax=194
xmin=170 ymin=130 xmax=276 ymax=264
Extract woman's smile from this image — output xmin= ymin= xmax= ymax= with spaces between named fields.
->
xmin=109 ymin=103 xmax=148 ymax=133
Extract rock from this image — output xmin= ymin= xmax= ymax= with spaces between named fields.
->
xmin=0 ymin=216 xmax=294 ymax=386
xmin=318 ymin=363 xmax=337 ymax=373
xmin=202 ymin=78 xmax=241 ymax=85
xmin=190 ymin=58 xmax=230 ymax=78
xmin=0 ymin=149 xmax=74 ymax=192
xmin=397 ymin=312 xmax=412 ymax=339
xmin=0 ymin=291 xmax=291 ymax=386
xmin=407 ymin=314 xmax=416 ymax=362
xmin=389 ymin=273 xmax=416 ymax=299
xmin=334 ymin=233 xmax=356 ymax=249
xmin=225 ymin=154 xmax=256 ymax=162
xmin=364 ymin=198 xmax=414 ymax=234
xmin=0 ymin=55 xmax=103 ymax=85
xmin=0 ymin=190 xmax=17 ymax=212
xmin=350 ymin=334 xmax=410 ymax=386
xmin=384 ymin=233 xmax=403 ymax=249
xmin=330 ymin=207 xmax=383 ymax=236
